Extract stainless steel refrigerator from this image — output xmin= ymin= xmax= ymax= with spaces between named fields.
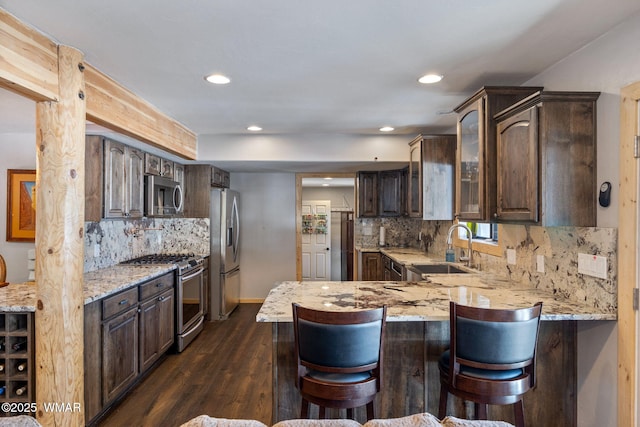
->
xmin=209 ymin=188 xmax=240 ymax=320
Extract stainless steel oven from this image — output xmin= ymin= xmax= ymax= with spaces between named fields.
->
xmin=121 ymin=254 xmax=205 ymax=352
xmin=176 ymin=258 xmax=205 ymax=352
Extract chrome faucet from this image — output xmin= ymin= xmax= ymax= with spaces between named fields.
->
xmin=446 ymin=223 xmax=473 ymax=267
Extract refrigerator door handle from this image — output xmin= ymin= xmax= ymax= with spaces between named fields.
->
xmin=231 ymin=196 xmax=240 ymax=263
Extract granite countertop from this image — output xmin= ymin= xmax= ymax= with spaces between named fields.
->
xmin=358 ymin=246 xmax=452 ymax=267
xmin=256 ymin=276 xmax=616 ymax=323
xmin=0 ymin=264 xmax=176 ymax=312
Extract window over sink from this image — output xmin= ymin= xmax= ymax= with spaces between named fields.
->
xmin=453 ymin=221 xmax=502 ymax=257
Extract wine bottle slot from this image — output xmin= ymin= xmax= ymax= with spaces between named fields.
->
xmin=0 ymin=362 xmax=4 ymax=372
xmin=0 ymin=385 xmax=5 ymax=395
xmin=12 ymin=340 xmax=26 ymax=351
xmin=16 ymin=361 xmax=26 ymax=372
xmin=14 ymin=385 xmax=26 ymax=396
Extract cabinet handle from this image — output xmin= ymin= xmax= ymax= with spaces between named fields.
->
xmin=118 ymin=299 xmax=128 ymax=305
xmin=493 ymin=213 xmax=499 ymax=218
xmin=156 ymin=282 xmax=162 ymax=287
xmin=158 ymin=296 xmax=165 ymax=302
xmin=137 ymin=308 xmax=141 ymax=313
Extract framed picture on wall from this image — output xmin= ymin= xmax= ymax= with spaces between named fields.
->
xmin=6 ymin=169 xmax=36 ymax=242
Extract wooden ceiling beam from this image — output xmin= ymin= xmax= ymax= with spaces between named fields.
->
xmin=0 ymin=8 xmax=59 ymax=102
xmin=85 ymin=63 xmax=197 ymax=160
xmin=0 ymin=7 xmax=197 ymax=160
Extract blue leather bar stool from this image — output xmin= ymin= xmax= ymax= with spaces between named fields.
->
xmin=292 ymin=303 xmax=387 ymax=421
xmin=438 ymin=301 xmax=543 ymax=427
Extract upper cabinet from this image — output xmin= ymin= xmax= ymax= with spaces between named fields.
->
xmin=454 ymin=87 xmax=543 ymax=222
xmin=407 ymin=134 xmax=456 ymax=220
xmin=356 ymin=171 xmax=379 ymax=217
xmin=85 ymin=135 xmax=185 ymax=221
xmin=103 ymin=138 xmax=145 ymax=219
xmin=494 ymin=91 xmax=600 ymax=226
xmin=357 ymin=168 xmax=407 ymax=218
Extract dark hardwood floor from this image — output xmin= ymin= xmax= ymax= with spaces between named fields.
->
xmin=97 ymin=303 xmax=272 ymax=427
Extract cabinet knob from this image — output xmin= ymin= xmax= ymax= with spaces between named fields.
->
xmin=493 ymin=213 xmax=499 ymax=218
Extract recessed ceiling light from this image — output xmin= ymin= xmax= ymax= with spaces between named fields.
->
xmin=418 ymin=74 xmax=443 ymax=84
xmin=205 ymin=74 xmax=231 ymax=84
xmin=247 ymin=125 xmax=262 ymax=132
xmin=322 ymin=183 xmax=330 ymax=187
xmin=324 ymin=177 xmax=333 ymax=180
xmin=379 ymin=126 xmax=394 ymax=132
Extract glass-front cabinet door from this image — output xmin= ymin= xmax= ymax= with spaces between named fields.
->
xmin=407 ymin=137 xmax=422 ymax=217
xmin=456 ymin=99 xmax=484 ymax=220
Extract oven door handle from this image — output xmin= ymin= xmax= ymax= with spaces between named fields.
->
xmin=181 ymin=266 xmax=204 ymax=281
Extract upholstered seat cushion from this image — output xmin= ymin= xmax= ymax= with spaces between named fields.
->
xmin=441 ymin=416 xmax=515 ymax=427
xmin=439 ymin=351 xmax=524 ymax=381
xmin=0 ymin=416 xmax=42 ymax=427
xmin=179 ymin=415 xmax=269 ymax=427
xmin=307 ymin=370 xmax=372 ymax=383
xmin=362 ymin=412 xmax=442 ymax=427
xmin=273 ymin=420 xmax=362 ymax=427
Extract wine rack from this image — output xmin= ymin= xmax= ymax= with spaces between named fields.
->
xmin=0 ymin=312 xmax=34 ymax=416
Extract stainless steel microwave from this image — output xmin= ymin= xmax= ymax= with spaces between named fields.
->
xmin=144 ymin=175 xmax=183 ymax=217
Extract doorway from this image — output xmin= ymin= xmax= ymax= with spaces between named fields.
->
xmin=295 ymin=173 xmax=355 ymax=281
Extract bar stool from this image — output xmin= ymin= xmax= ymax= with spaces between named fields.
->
xmin=292 ymin=303 xmax=387 ymax=421
xmin=438 ymin=301 xmax=543 ymax=427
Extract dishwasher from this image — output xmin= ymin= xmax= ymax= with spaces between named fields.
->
xmin=390 ymin=259 xmax=404 ymax=281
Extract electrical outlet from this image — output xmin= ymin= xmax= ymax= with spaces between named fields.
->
xmin=578 ymin=253 xmax=607 ymax=279
xmin=363 ymin=226 xmax=373 ymax=236
xmin=507 ymin=248 xmax=516 ymax=265
xmin=93 ymin=244 xmax=100 ymax=258
xmin=536 ymin=255 xmax=545 ymax=273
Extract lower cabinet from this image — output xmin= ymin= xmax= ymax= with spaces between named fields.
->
xmin=358 ymin=251 xmax=382 ymax=281
xmin=85 ymin=272 xmax=175 ymax=425
xmin=139 ymin=288 xmax=174 ymax=373
xmin=102 ymin=307 xmax=139 ymax=403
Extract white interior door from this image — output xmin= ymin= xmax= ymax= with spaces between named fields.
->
xmin=301 ymin=200 xmax=331 ymax=281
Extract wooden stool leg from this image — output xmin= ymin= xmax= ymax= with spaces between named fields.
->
xmin=475 ymin=402 xmax=488 ymax=420
xmin=301 ymin=399 xmax=309 ymax=419
xmin=319 ymin=406 xmax=326 ymax=419
xmin=366 ymin=402 xmax=375 ymax=421
xmin=513 ymin=400 xmax=525 ymax=427
xmin=438 ymin=384 xmax=448 ymax=419
xmin=346 ymin=408 xmax=354 ymax=419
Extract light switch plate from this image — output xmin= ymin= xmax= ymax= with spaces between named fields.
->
xmin=93 ymin=244 xmax=100 ymax=258
xmin=536 ymin=255 xmax=545 ymax=273
xmin=577 ymin=253 xmax=607 ymax=279
xmin=363 ymin=226 xmax=373 ymax=236
xmin=507 ymin=248 xmax=516 ymax=265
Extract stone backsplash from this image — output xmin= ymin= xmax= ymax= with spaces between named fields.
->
xmin=84 ymin=217 xmax=210 ymax=272
xmin=355 ymin=217 xmax=617 ymax=311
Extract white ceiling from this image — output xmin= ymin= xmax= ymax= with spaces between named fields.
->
xmin=2 ymin=0 xmax=640 ymax=172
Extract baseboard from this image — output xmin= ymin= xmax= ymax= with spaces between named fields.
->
xmin=240 ymin=298 xmax=265 ymax=304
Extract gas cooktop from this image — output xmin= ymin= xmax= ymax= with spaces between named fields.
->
xmin=121 ymin=253 xmax=204 ymax=274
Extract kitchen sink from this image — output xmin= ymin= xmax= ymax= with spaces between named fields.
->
xmin=409 ymin=264 xmax=469 ymax=274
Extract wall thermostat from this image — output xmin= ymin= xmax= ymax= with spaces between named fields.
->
xmin=599 ymin=181 xmax=611 ymax=207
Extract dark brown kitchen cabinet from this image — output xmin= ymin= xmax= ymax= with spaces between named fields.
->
xmin=84 ymin=272 xmax=175 ymax=425
xmin=103 ymin=138 xmax=144 ymax=219
xmin=454 ymin=87 xmax=542 ymax=221
xmin=102 ymin=305 xmax=139 ymax=404
xmin=357 ymin=169 xmax=408 ymax=218
xmin=357 ymin=172 xmax=379 ymax=217
xmin=359 ymin=251 xmax=382 ymax=281
xmin=139 ymin=288 xmax=174 ymax=373
xmin=379 ymin=169 xmax=404 ymax=217
xmin=408 ymin=134 xmax=457 ymax=220
xmin=495 ymin=91 xmax=599 ymax=225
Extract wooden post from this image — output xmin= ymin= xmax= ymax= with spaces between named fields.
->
xmin=617 ymin=82 xmax=640 ymax=427
xmin=34 ymin=45 xmax=86 ymax=426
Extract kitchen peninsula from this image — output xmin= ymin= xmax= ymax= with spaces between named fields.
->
xmin=257 ymin=273 xmax=615 ymax=426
